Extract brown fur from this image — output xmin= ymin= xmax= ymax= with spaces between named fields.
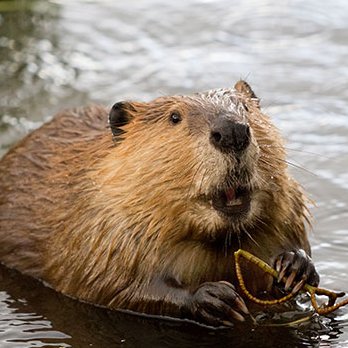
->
xmin=0 ymin=82 xmax=311 ymax=318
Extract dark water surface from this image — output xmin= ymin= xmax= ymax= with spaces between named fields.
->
xmin=1 ymin=0 xmax=348 ymax=347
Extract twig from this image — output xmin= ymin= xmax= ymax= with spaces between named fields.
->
xmin=234 ymin=249 xmax=348 ymax=315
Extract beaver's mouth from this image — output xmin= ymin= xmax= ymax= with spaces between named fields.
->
xmin=211 ymin=186 xmax=251 ymax=217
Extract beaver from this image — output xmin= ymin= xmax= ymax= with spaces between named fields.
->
xmin=0 ymin=80 xmax=319 ymax=326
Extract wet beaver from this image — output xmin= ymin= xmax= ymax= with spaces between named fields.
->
xmin=0 ymin=81 xmax=319 ymax=326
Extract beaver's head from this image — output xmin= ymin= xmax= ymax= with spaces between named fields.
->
xmin=106 ymin=81 xmax=288 ymax=241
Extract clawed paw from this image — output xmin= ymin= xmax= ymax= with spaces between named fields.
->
xmin=274 ymin=250 xmax=320 ymax=294
xmin=189 ymin=281 xmax=249 ymax=327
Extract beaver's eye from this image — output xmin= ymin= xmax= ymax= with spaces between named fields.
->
xmin=170 ymin=112 xmax=182 ymax=125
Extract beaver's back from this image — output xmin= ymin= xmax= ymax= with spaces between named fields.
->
xmin=0 ymin=105 xmax=109 ymax=276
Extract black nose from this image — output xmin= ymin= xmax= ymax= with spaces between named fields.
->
xmin=210 ymin=118 xmax=250 ymax=153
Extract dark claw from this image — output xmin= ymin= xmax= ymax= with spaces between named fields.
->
xmin=235 ymin=294 xmax=249 ymax=315
xmin=278 ymin=265 xmax=288 ymax=283
xmin=222 ymin=320 xmax=235 ymax=327
xmin=275 ymin=257 xmax=282 ymax=273
xmin=274 ymin=249 xmax=320 ymax=294
xmin=189 ymin=281 xmax=249 ymax=327
xmin=228 ymin=309 xmax=245 ymax=322
xmin=292 ymin=279 xmax=306 ymax=294
xmin=284 ymin=270 xmax=297 ymax=291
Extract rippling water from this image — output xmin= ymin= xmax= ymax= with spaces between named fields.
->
xmin=1 ymin=0 xmax=348 ymax=346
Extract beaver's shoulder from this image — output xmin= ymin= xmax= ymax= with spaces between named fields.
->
xmin=36 ymin=104 xmax=109 ymax=142
xmin=1 ymin=105 xmax=108 ymax=161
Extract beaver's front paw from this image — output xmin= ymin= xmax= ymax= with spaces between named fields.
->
xmin=189 ymin=281 xmax=249 ymax=327
xmin=274 ymin=250 xmax=320 ymax=294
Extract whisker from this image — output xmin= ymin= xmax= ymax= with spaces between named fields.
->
xmin=237 ymin=230 xmax=242 ymax=250
xmin=258 ymin=150 xmax=316 ymax=177
xmin=224 ymin=230 xmax=231 ymax=255
xmin=253 ymin=215 xmax=268 ymax=229
xmin=258 ymin=157 xmax=283 ymax=171
xmin=258 ymin=144 xmax=329 ymax=159
xmin=275 ymin=157 xmax=317 ymax=176
xmin=242 ymin=228 xmax=260 ymax=248
xmin=258 ymin=159 xmax=286 ymax=179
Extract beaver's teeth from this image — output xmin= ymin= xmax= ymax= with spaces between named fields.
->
xmin=226 ymin=198 xmax=242 ymax=206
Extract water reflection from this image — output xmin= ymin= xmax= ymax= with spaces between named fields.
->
xmin=0 ymin=0 xmax=348 ymax=346
xmin=1 ymin=264 xmax=348 ymax=348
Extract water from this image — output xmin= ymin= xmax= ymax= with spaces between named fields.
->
xmin=0 ymin=0 xmax=348 ymax=346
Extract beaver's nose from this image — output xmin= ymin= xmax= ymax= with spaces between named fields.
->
xmin=210 ymin=118 xmax=250 ymax=153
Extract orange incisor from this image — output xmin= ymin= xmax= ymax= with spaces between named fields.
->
xmin=234 ymin=249 xmax=348 ymax=315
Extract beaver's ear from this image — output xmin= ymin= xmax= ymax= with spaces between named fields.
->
xmin=234 ymin=80 xmax=260 ymax=109
xmin=109 ymin=101 xmax=135 ymax=136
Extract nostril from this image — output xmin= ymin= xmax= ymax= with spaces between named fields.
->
xmin=211 ymin=131 xmax=222 ymax=144
xmin=210 ymin=121 xmax=251 ymax=153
